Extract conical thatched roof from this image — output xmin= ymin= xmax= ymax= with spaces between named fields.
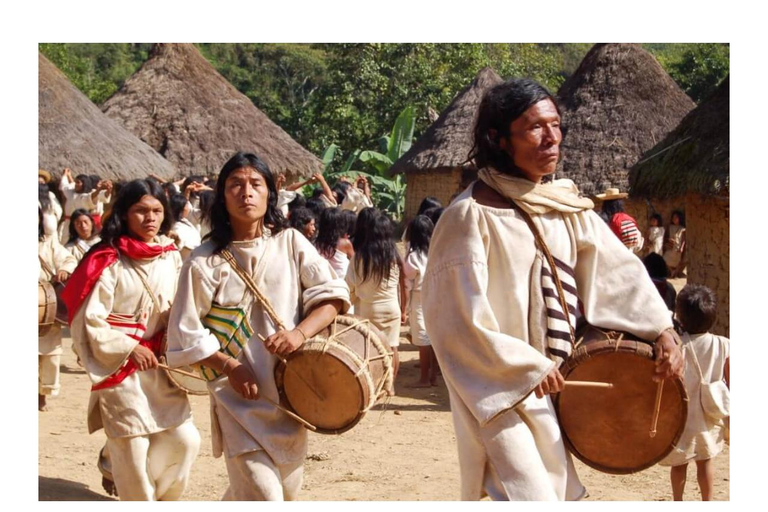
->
xmin=629 ymin=76 xmax=729 ymax=199
xmin=102 ymin=44 xmax=322 ymax=180
xmin=390 ymin=67 xmax=503 ymax=175
xmin=556 ymin=44 xmax=695 ymax=196
xmin=39 ymin=53 xmax=176 ymax=181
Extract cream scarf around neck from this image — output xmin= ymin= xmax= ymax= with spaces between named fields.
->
xmin=478 ymin=167 xmax=594 ymax=214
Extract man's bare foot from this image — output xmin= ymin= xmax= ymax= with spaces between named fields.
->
xmin=406 ymin=381 xmax=432 ymax=389
xmin=38 ymin=394 xmax=48 ymax=412
xmin=101 ymin=477 xmax=118 ymax=497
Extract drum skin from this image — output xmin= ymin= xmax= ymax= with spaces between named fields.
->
xmin=275 ymin=315 xmax=392 ymax=435
xmin=554 ymin=326 xmax=688 ymax=474
xmin=39 ymin=280 xmax=57 ymax=337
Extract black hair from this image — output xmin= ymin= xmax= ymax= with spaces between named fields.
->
xmin=671 ymin=210 xmax=686 ymax=227
xmin=68 ymin=208 xmax=96 ymax=244
xmin=601 ymin=199 xmax=625 ymax=218
xmin=289 ymin=207 xmax=316 ymax=237
xmin=315 ymin=208 xmax=350 ymax=259
xmin=406 ymin=215 xmax=434 ymax=256
xmin=676 ymin=284 xmax=717 ymax=334
xmin=353 ymin=207 xmax=398 ymax=285
xmin=422 ymin=206 xmax=445 ymax=227
xmin=99 ymin=179 xmax=172 ymax=247
xmin=38 ymin=208 xmax=44 ymax=241
xmin=331 ymin=181 xmax=351 ymax=205
xmin=341 ymin=210 xmax=357 ymax=238
xmin=468 ymin=77 xmax=559 ymax=176
xmin=643 ymin=252 xmax=669 ymax=280
xmin=39 ymin=183 xmax=52 ymax=212
xmin=169 ymin=193 xmax=189 ymax=223
xmin=76 ymin=174 xmax=95 ymax=193
xmin=417 ymin=196 xmax=442 ymax=216
xmin=287 ymin=193 xmax=306 ymax=213
xmin=198 ymin=189 xmax=216 ymax=231
xmin=650 ymin=213 xmax=663 ymax=226
xmin=306 ymin=196 xmax=328 ymax=219
xmin=208 ymin=152 xmax=288 ymax=251
xmin=181 ymin=175 xmax=205 ymax=194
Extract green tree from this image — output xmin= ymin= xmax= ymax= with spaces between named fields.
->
xmin=664 ymin=43 xmax=729 ymax=102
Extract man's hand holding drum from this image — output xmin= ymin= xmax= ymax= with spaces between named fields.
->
xmin=263 ymin=329 xmax=306 ymax=357
xmin=653 ymin=329 xmax=684 ymax=381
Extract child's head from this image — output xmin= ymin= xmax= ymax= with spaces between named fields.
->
xmin=406 ymin=215 xmax=434 ymax=255
xmin=650 ymin=213 xmax=662 ymax=227
xmin=643 ymin=252 xmax=669 ymax=280
xmin=676 ymin=284 xmax=717 ymax=334
xmin=671 ymin=210 xmax=685 ymax=226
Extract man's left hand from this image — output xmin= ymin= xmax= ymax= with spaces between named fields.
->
xmin=263 ymin=329 xmax=305 ymax=357
xmin=653 ymin=330 xmax=683 ymax=381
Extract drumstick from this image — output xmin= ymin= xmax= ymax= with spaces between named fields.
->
xmin=257 ymin=333 xmax=326 ymax=401
xmin=157 ymin=364 xmax=317 ymax=431
xmin=564 ymin=381 xmax=614 ymax=389
xmin=650 ymin=380 xmax=665 ymax=438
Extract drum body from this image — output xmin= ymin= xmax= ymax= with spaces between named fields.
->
xmin=159 ymin=333 xmax=208 ymax=396
xmin=39 ymin=280 xmax=57 ymax=337
xmin=554 ymin=326 xmax=688 ymax=474
xmin=275 ymin=315 xmax=393 ymax=435
xmin=53 ymin=281 xmax=69 ymax=326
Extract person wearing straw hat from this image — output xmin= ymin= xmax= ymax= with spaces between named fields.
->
xmin=596 ymin=187 xmax=644 ymax=254
xmin=166 ymin=152 xmax=350 ymax=501
xmin=422 ymin=78 xmax=683 ymax=501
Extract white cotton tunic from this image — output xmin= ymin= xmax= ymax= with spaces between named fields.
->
xmin=65 ymin=236 xmax=102 ymax=263
xmin=648 ymin=226 xmax=665 ymax=255
xmin=165 ymin=228 xmax=351 ymax=465
xmin=70 ymin=236 xmax=192 ymax=438
xmin=660 ymin=332 xmax=729 ymax=466
xmin=403 ymin=250 xmax=430 ymax=346
xmin=58 ymin=180 xmax=98 ymax=244
xmin=41 ymin=192 xmax=63 ymax=238
xmin=422 ymin=182 xmax=674 ymax=500
xmin=39 ymin=235 xmax=77 ymax=355
xmin=172 ymin=218 xmax=202 ymax=255
xmin=345 ymin=259 xmax=401 ymax=348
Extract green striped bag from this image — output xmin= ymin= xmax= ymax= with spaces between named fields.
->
xmin=199 ymin=304 xmax=254 ymax=381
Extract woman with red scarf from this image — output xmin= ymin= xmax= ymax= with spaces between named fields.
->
xmin=62 ymin=179 xmax=200 ymax=500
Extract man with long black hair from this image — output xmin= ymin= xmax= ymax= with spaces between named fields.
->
xmin=422 ymin=78 xmax=683 ymax=500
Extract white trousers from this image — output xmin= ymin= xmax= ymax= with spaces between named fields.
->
xmin=222 ymin=450 xmax=304 ymax=501
xmin=106 ymin=419 xmax=200 ymax=501
xmin=39 ymin=354 xmax=61 ymax=396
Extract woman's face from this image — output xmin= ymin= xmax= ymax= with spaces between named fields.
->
xmin=75 ymin=179 xmax=84 ymax=193
xmin=74 ymin=215 xmax=94 ymax=240
xmin=126 ymin=195 xmax=164 ymax=242
xmin=224 ymin=167 xmax=269 ymax=227
xmin=500 ymin=98 xmax=562 ymax=183
xmin=304 ymin=218 xmax=317 ymax=240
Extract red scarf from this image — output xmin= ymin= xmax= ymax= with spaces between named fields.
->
xmin=60 ymin=236 xmax=177 ymax=325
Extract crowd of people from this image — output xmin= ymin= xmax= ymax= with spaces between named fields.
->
xmin=38 ymin=77 xmax=728 ymax=502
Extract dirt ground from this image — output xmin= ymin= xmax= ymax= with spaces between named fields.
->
xmin=39 ymin=309 xmax=729 ymax=501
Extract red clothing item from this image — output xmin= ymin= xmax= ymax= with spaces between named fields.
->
xmin=610 ymin=212 xmax=641 ymax=248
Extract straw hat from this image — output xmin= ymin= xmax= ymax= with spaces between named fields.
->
xmin=594 ymin=187 xmax=628 ymax=200
xmin=38 ymin=169 xmax=52 ymax=183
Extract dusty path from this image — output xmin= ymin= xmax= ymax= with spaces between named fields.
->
xmin=39 ymin=326 xmax=728 ymax=501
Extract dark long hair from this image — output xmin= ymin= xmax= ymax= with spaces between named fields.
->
xmin=406 ymin=215 xmax=434 ymax=256
xmin=99 ymin=179 xmax=172 ymax=247
xmin=468 ymin=78 xmax=559 ymax=176
xmin=38 ymin=208 xmax=44 ymax=241
xmin=671 ymin=210 xmax=686 ymax=227
xmin=208 ymin=152 xmax=288 ymax=251
xmin=315 ymin=207 xmax=351 ymax=259
xmin=353 ymin=208 xmax=398 ymax=285
xmin=601 ymin=199 xmax=625 ymax=218
xmin=76 ymin=174 xmax=95 ymax=193
xmin=169 ymin=193 xmax=188 ymax=223
xmin=67 ymin=208 xmax=96 ymax=244
xmin=198 ymin=189 xmax=216 ymax=230
xmin=417 ymin=196 xmax=441 ymax=216
xmin=38 ymin=183 xmax=52 ymax=212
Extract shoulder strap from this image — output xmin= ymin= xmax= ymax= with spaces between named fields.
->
xmin=686 ymin=336 xmax=706 ymax=381
xmin=508 ymin=199 xmax=576 ymax=345
xmin=220 ymin=248 xmax=287 ymax=331
xmin=122 ymin=254 xmax=163 ymax=314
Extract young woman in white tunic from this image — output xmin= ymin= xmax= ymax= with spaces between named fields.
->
xmin=345 ymin=207 xmax=406 ymax=379
xmin=663 ymin=210 xmax=686 ymax=277
xmin=314 ymin=207 xmax=355 ymax=279
xmin=39 ymin=173 xmax=63 ymax=238
xmin=64 ymin=209 xmax=102 ymax=262
xmin=402 ymin=215 xmax=436 ymax=388
xmin=166 ymin=152 xmax=350 ymax=501
xmin=168 ymin=193 xmax=202 ymax=260
xmin=58 ymin=168 xmax=110 ymax=244
xmin=38 ymin=209 xmax=77 ymax=411
xmin=63 ymin=179 xmax=200 ymax=501
xmin=421 ymin=79 xmax=684 ymax=501
xmin=659 ymin=284 xmax=730 ymax=501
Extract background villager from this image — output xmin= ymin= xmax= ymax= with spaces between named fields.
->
xmin=65 ymin=209 xmax=102 ymax=262
xmin=664 ymin=210 xmax=687 ymax=277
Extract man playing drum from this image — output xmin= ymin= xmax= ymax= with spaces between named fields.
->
xmin=166 ymin=152 xmax=350 ymax=501
xmin=421 ymin=78 xmax=684 ymax=500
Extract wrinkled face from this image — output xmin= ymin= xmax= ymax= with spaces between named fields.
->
xmin=126 ymin=195 xmax=164 ymax=242
xmin=500 ymin=98 xmax=562 ymax=183
xmin=304 ymin=218 xmax=317 ymax=239
xmin=224 ymin=167 xmax=269 ymax=227
xmin=74 ymin=215 xmax=94 ymax=240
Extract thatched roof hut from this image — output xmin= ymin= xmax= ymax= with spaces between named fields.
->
xmin=390 ymin=67 xmax=502 ymax=176
xmin=629 ymin=76 xmax=729 ymax=199
xmin=556 ymin=44 xmax=695 ymax=196
xmin=102 ymin=44 xmax=322 ymax=180
xmin=39 ymin=52 xmax=176 ymax=181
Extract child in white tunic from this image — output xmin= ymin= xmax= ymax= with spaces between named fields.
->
xmin=64 ymin=209 xmax=101 ymax=262
xmin=38 ymin=209 xmax=77 ymax=411
xmin=422 ymin=78 xmax=684 ymax=501
xmin=166 ymin=152 xmax=350 ymax=501
xmin=659 ymin=284 xmax=730 ymax=501
xmin=63 ymin=179 xmax=200 ymax=501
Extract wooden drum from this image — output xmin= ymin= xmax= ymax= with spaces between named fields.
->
xmin=275 ymin=315 xmax=393 ymax=435
xmin=39 ymin=280 xmax=57 ymax=337
xmin=554 ymin=325 xmax=688 ymax=474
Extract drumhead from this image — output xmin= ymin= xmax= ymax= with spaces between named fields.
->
xmin=555 ymin=330 xmax=688 ymax=474
xmin=159 ymin=356 xmax=208 ymax=395
xmin=38 ymin=280 xmax=57 ymax=337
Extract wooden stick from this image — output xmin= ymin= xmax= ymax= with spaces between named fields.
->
xmin=158 ymin=363 xmax=205 ymax=381
xmin=650 ymin=380 xmax=665 ymax=438
xmin=564 ymin=381 xmax=614 ymax=389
